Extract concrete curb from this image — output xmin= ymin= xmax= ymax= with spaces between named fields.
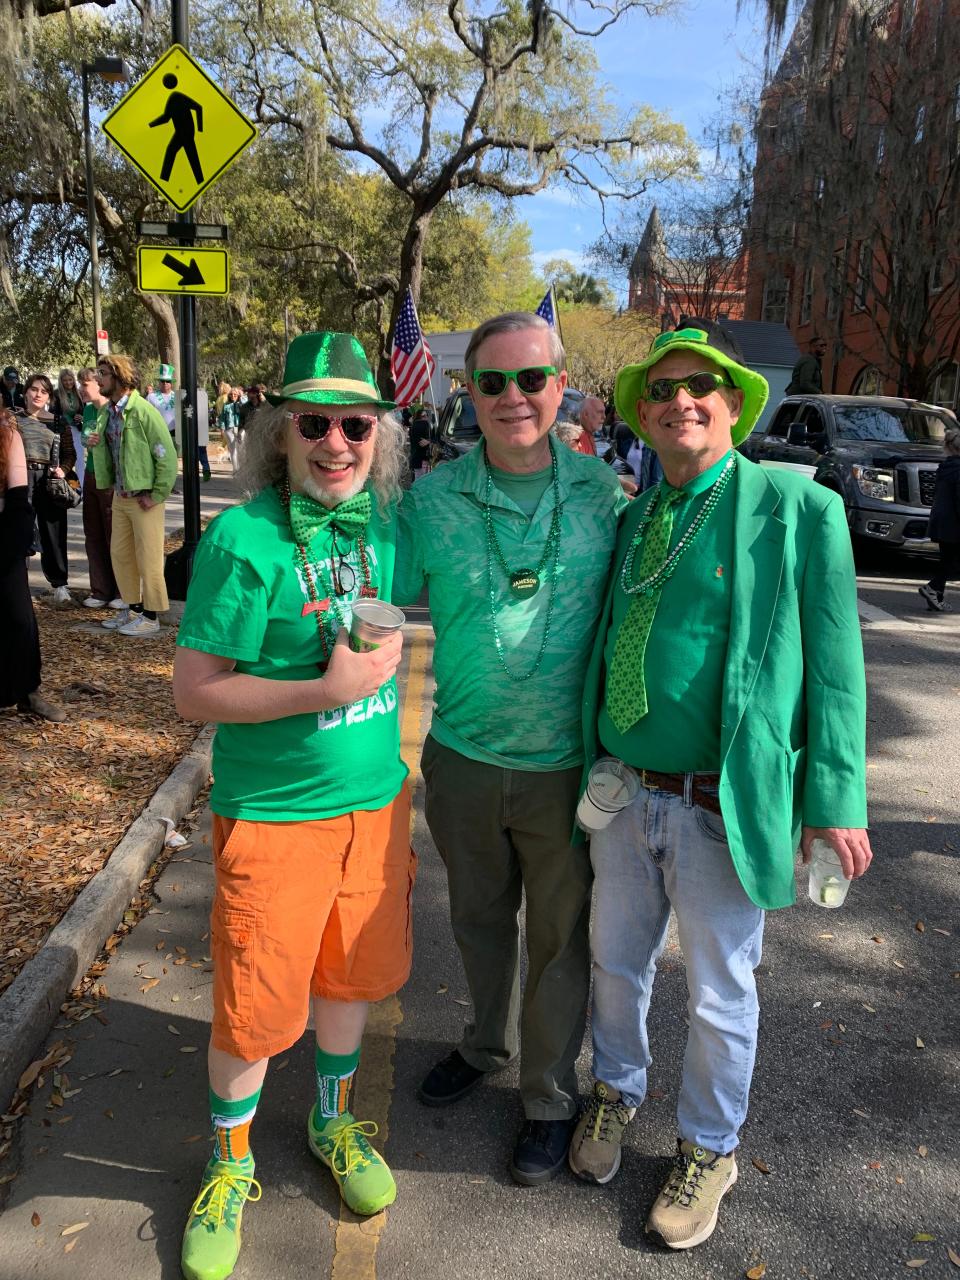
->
xmin=0 ymin=725 xmax=214 ymax=1111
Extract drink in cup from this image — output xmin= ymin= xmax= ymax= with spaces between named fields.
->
xmin=807 ymin=838 xmax=851 ymax=908
xmin=349 ymin=599 xmax=405 ymax=652
xmin=576 ymin=757 xmax=640 ymax=833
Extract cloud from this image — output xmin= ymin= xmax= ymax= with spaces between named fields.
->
xmin=532 ymin=248 xmax=589 ymax=271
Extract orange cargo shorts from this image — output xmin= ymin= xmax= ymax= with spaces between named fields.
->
xmin=210 ymin=785 xmax=415 ymax=1061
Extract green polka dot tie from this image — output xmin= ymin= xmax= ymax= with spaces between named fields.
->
xmin=605 ymin=487 xmax=684 ymax=734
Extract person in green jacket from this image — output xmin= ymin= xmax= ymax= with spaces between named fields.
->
xmin=88 ymin=354 xmax=177 ymax=637
xmin=568 ymin=320 xmax=873 ymax=1249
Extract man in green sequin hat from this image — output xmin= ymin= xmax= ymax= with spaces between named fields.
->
xmin=173 ymin=331 xmax=413 ymax=1280
xmin=393 ymin=311 xmax=628 ymax=1186
xmin=570 ymin=317 xmax=874 ymax=1249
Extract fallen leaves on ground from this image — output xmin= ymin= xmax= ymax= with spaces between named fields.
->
xmin=0 ymin=598 xmax=202 ymax=997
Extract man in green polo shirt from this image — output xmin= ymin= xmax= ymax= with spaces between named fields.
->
xmin=172 ymin=332 xmax=413 ymax=1280
xmin=569 ymin=319 xmax=873 ymax=1248
xmin=394 ymin=311 xmax=627 ymax=1185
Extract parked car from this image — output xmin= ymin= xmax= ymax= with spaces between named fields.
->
xmin=739 ymin=394 xmax=952 ymax=553
xmin=429 ymin=385 xmax=586 ymax=465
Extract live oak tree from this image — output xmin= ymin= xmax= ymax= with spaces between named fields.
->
xmin=201 ymin=0 xmax=698 ymax=386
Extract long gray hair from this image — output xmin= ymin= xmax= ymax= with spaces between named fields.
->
xmin=237 ymin=402 xmax=408 ymax=511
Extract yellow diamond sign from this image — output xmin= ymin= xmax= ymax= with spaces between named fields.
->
xmin=102 ymin=44 xmax=256 ymax=212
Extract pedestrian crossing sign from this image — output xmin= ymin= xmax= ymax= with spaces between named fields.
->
xmin=102 ymin=44 xmax=257 ymax=213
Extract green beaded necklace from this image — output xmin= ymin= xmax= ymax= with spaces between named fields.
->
xmin=482 ymin=439 xmax=564 ymax=682
xmin=620 ymin=452 xmax=736 ymax=598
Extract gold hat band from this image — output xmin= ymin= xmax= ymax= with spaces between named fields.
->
xmin=281 ymin=376 xmax=380 ymax=398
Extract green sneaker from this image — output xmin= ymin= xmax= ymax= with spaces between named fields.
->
xmin=307 ymin=1106 xmax=397 ymax=1216
xmin=181 ymin=1153 xmax=262 ymax=1280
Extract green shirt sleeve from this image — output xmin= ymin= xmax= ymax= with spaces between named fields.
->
xmin=392 ymin=487 xmax=426 ymax=606
xmin=177 ymin=538 xmax=269 ymax=663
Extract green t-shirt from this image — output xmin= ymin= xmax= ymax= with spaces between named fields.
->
xmin=487 ymin=463 xmax=552 ymax=519
xmin=394 ymin=440 xmax=628 ymax=770
xmin=598 ymin=452 xmax=735 ymax=772
xmin=176 ymin=485 xmax=408 ymax=821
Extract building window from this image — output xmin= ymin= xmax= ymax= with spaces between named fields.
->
xmin=930 ymin=362 xmax=958 ymax=408
xmin=930 ymin=258 xmax=945 ymax=294
xmin=800 ymin=266 xmax=814 ymax=326
xmin=828 ymin=245 xmax=847 ymax=322
xmin=954 ymin=83 xmax=960 ymax=157
xmin=914 ymin=104 xmax=925 ymax=143
xmin=876 ymin=125 xmax=886 ymax=169
xmin=761 ymin=273 xmax=790 ymax=324
xmin=814 ymin=173 xmax=826 ymax=203
xmin=852 ymin=366 xmax=884 ymax=396
xmin=855 ymin=242 xmax=872 ymax=310
xmin=902 ymin=0 xmax=915 ymax=39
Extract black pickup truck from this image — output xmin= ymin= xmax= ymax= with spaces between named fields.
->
xmin=739 ymin=394 xmax=953 ymax=554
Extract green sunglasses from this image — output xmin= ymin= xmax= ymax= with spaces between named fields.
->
xmin=644 ymin=371 xmax=734 ymax=403
xmin=472 ymin=366 xmax=558 ymax=396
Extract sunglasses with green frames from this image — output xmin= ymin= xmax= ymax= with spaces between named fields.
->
xmin=471 ymin=366 xmax=558 ymax=397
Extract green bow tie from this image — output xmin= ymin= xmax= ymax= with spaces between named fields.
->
xmin=288 ymin=489 xmax=372 ymax=544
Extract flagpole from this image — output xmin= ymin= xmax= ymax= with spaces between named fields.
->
xmin=552 ymin=284 xmax=564 ymax=346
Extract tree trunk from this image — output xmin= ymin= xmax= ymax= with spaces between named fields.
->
xmin=137 ymin=293 xmax=179 ymax=369
xmin=376 ymin=207 xmax=434 ymax=394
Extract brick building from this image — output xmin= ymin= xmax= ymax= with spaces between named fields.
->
xmin=629 ymin=206 xmax=747 ymax=328
xmin=745 ymin=0 xmax=960 ymax=411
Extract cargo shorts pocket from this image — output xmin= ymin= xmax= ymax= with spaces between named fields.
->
xmin=212 ymin=904 xmax=259 ymax=1032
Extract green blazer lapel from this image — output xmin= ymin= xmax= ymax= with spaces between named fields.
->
xmin=721 ymin=460 xmax=788 ymax=747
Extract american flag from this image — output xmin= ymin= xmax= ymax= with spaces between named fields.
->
xmin=535 ymin=288 xmax=556 ymax=327
xmin=390 ymin=287 xmax=436 ymax=407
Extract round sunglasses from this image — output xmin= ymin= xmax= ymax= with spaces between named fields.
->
xmin=471 ymin=366 xmax=558 ymax=397
xmin=285 ymin=411 xmax=377 ymax=442
xmin=644 ymin=372 xmax=733 ymax=403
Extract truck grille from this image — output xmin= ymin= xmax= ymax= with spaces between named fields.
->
xmin=895 ymin=464 xmax=938 ymax=508
xmin=896 ymin=469 xmax=911 ymax=503
xmin=918 ymin=468 xmax=936 ymax=507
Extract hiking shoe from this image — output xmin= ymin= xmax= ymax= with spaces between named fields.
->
xmin=101 ymin=607 xmax=130 ymax=630
xmin=569 ymin=1081 xmax=636 ymax=1184
xmin=118 ymin=613 xmax=161 ymax=636
xmin=646 ymin=1140 xmax=738 ymax=1250
xmin=181 ymin=1153 xmax=261 ymax=1280
xmin=918 ymin=584 xmax=949 ymax=612
xmin=509 ymin=1117 xmax=576 ymax=1187
xmin=51 ymin=585 xmax=71 ymax=605
xmin=417 ymin=1048 xmax=486 ymax=1107
xmin=307 ymin=1106 xmax=396 ymax=1216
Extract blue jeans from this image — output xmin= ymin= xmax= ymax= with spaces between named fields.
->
xmin=589 ymin=781 xmax=764 ymax=1155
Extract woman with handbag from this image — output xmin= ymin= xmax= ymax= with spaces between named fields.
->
xmin=17 ymin=373 xmax=76 ymax=604
xmin=0 ymin=408 xmax=66 ymax=721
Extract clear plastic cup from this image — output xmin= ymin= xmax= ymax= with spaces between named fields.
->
xmin=576 ymin=757 xmax=640 ymax=833
xmin=807 ymin=839 xmax=851 ymax=908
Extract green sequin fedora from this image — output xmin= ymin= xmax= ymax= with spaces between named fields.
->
xmin=615 ymin=320 xmax=769 ymax=447
xmin=266 ymin=331 xmax=394 ymax=410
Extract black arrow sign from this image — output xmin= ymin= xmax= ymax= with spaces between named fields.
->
xmin=162 ymin=253 xmax=205 ymax=287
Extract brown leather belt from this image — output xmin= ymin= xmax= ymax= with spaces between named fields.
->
xmin=638 ymin=769 xmax=723 ymax=817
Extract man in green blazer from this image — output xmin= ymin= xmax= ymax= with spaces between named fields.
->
xmin=568 ymin=321 xmax=873 ymax=1249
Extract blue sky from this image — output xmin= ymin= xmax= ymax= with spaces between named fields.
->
xmin=519 ymin=0 xmax=777 ymax=300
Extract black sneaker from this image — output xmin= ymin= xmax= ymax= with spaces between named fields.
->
xmin=418 ymin=1049 xmax=486 ymax=1107
xmin=510 ymin=1117 xmax=576 ymax=1187
xmin=918 ymin=584 xmax=949 ymax=612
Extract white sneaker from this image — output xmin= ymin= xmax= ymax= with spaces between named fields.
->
xmin=108 ymin=598 xmax=125 ymax=609
xmin=118 ymin=613 xmax=160 ymax=637
xmin=51 ymin=585 xmax=71 ymax=604
xmin=83 ymin=596 xmax=107 ymax=608
xmin=101 ymin=608 xmax=131 ymax=630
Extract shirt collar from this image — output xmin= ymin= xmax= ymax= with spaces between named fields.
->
xmin=451 ymin=432 xmax=588 ymax=504
xmin=662 ymin=449 xmax=735 ymax=502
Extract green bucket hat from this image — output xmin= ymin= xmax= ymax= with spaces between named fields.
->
xmin=266 ymin=331 xmax=394 ymax=410
xmin=615 ymin=322 xmax=769 ymax=447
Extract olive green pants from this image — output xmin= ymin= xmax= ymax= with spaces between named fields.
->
xmin=421 ymin=735 xmax=592 ymax=1120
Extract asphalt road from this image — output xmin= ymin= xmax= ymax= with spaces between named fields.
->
xmin=6 ymin=493 xmax=959 ymax=1280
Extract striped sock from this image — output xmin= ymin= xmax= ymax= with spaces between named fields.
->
xmin=209 ymin=1085 xmax=261 ymax=1162
xmin=314 ymin=1045 xmax=360 ymax=1124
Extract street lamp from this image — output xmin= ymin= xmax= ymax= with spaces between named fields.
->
xmin=81 ymin=56 xmax=129 ymax=354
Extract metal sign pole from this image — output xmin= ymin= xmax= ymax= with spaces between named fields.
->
xmin=172 ymin=0 xmax=201 ymax=578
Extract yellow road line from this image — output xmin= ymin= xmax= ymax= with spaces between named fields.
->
xmin=331 ymin=626 xmax=430 ymax=1280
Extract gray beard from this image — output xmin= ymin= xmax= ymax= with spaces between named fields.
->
xmin=299 ymin=469 xmax=365 ymax=509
